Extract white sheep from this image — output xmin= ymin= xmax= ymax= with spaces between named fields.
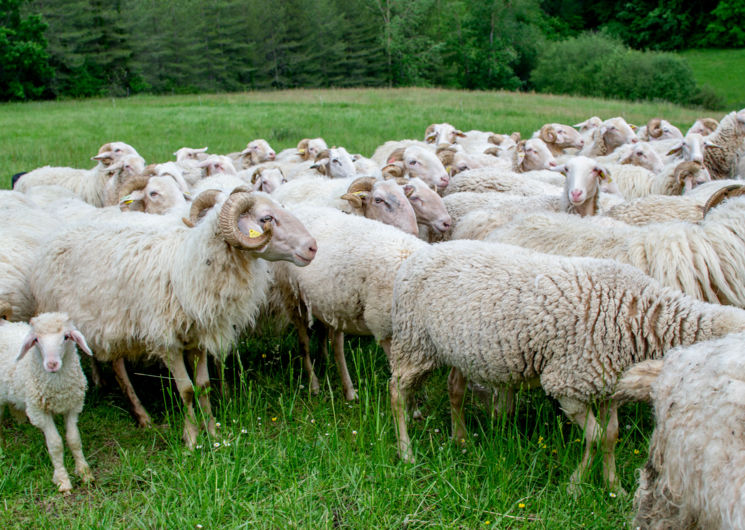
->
xmin=276 ymin=138 xmax=329 ymax=163
xmin=370 ymin=139 xmax=432 ymax=167
xmin=686 ymin=117 xmax=719 ymax=137
xmin=118 ymin=174 xmax=191 ymax=215
xmin=635 ymin=118 xmax=683 ymax=142
xmin=30 ymin=189 xmax=317 ymax=446
xmin=272 ymin=206 xmax=427 ymax=399
xmin=387 ymin=238 xmax=745 ymax=492
xmin=381 ymin=145 xmax=450 ymax=192
xmin=703 ymin=108 xmax=745 ymax=179
xmin=580 ymin=117 xmax=638 ymax=157
xmin=228 ymin=139 xmax=276 ymax=170
xmin=603 ymin=194 xmax=705 ymax=225
xmin=487 ymin=193 xmax=745 ymax=307
xmin=609 ymin=160 xmax=709 ymax=199
xmin=614 ymin=333 xmax=745 ymax=528
xmin=424 ymin=122 xmax=465 ymax=145
xmin=442 ymin=168 xmax=563 ymax=197
xmin=0 ymin=312 xmax=94 ymax=493
xmin=247 ymin=165 xmax=287 ymax=194
xmin=533 ymin=123 xmax=585 ymax=155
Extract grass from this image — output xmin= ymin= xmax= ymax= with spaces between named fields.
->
xmin=0 ymin=87 xmax=706 ymax=527
xmin=680 ymin=48 xmax=745 ymax=109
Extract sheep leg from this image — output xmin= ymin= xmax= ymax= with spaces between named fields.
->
xmin=26 ymin=407 xmax=72 ymax=493
xmin=598 ymin=401 xmax=624 ymax=494
xmin=332 ymin=329 xmax=357 ymax=401
xmin=88 ymin=357 xmax=104 ymax=388
xmin=448 ymin=367 xmax=468 ymax=443
xmin=193 ymin=349 xmax=216 ymax=437
xmin=320 ymin=324 xmax=330 ymax=362
xmin=293 ymin=314 xmax=320 ymax=395
xmin=165 ymin=352 xmax=200 ymax=450
xmin=559 ymin=396 xmax=601 ymax=493
xmin=64 ymin=410 xmax=93 ymax=483
xmin=112 ymin=358 xmax=152 ymax=428
xmin=382 ymin=339 xmax=422 ymax=420
xmin=390 ymin=364 xmax=427 ymax=463
xmin=495 ymin=386 xmax=515 ymax=417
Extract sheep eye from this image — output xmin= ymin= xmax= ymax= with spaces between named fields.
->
xmin=374 ymin=197 xmax=384 ymax=204
xmin=260 ymin=215 xmax=274 ymax=223
xmin=408 ymin=160 xmax=416 ymax=165
xmin=333 ymin=159 xmax=341 ymax=165
xmin=150 ymin=191 xmax=159 ymax=197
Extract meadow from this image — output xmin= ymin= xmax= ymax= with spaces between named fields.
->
xmin=0 ymin=88 xmax=733 ymax=528
xmin=680 ymin=48 xmax=745 ymax=110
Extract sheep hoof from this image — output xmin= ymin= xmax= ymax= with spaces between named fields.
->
xmin=55 ymin=473 xmax=73 ymax=494
xmin=78 ymin=466 xmax=94 ymax=483
xmin=344 ymin=389 xmax=358 ymax=401
xmin=136 ymin=415 xmax=153 ymax=429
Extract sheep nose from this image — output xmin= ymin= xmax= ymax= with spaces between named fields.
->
xmin=631 ymin=138 xmax=639 ymax=143
xmin=308 ymin=242 xmax=318 ymax=256
xmin=571 ymin=189 xmax=583 ymax=201
xmin=46 ymin=360 xmax=60 ymax=372
xmin=268 ymin=152 xmax=276 ymax=160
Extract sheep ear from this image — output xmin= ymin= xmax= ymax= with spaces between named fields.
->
xmin=629 ymin=124 xmax=638 ymax=131
xmin=341 ymin=192 xmax=366 ymax=208
xmin=595 ymin=166 xmax=611 ymax=181
xmin=454 ymin=129 xmax=466 ymax=137
xmin=311 ymin=160 xmax=329 ymax=175
xmin=66 ymin=329 xmax=93 ymax=357
xmin=666 ymin=144 xmax=683 ymax=157
xmin=92 ymin=151 xmax=113 ymax=162
xmin=550 ymin=164 xmax=567 ymax=175
xmin=403 ymin=184 xmax=414 ymax=197
xmin=17 ymin=331 xmax=37 ymax=361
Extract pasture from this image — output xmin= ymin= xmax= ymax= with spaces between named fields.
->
xmin=681 ymin=48 xmax=745 ymax=109
xmin=0 ymin=88 xmax=730 ymax=528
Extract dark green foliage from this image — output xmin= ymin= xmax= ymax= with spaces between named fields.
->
xmin=0 ymin=0 xmax=52 ymax=100
xmin=701 ymin=0 xmax=745 ymax=48
xmin=531 ymin=33 xmax=705 ymax=106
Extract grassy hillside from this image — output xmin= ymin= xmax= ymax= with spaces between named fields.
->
xmin=681 ymin=48 xmax=745 ymax=109
xmin=0 ymin=88 xmax=720 ymax=527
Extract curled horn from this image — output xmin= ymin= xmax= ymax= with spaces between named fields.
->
xmin=488 ymin=134 xmax=504 ymax=146
xmin=436 ymin=149 xmax=455 ymax=167
xmin=703 ymin=184 xmax=745 ymax=217
xmin=251 ymin=167 xmax=263 ymax=184
xmin=700 ymin=117 xmax=719 ymax=133
xmin=117 ymin=175 xmax=152 ymax=210
xmin=510 ymin=131 xmax=521 ymax=143
xmin=386 ymin=147 xmax=405 ymax=164
xmin=314 ymin=149 xmax=330 ymax=162
xmin=0 ymin=301 xmax=12 ymax=321
xmin=647 ymin=118 xmax=663 ymax=139
xmin=346 ymin=177 xmax=376 ymax=194
xmin=539 ymin=124 xmax=557 ymax=144
xmin=217 ymin=191 xmax=272 ymax=250
xmin=382 ymin=164 xmax=405 ymax=180
xmin=484 ymin=146 xmax=500 ymax=157
xmin=297 ymin=138 xmax=311 ymax=159
xmin=182 ymin=189 xmax=222 ymax=227
xmin=424 ymin=124 xmax=436 ymax=143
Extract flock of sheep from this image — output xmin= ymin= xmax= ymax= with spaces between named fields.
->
xmin=2 ymin=107 xmax=745 ymax=528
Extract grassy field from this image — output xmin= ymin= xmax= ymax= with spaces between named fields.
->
xmin=681 ymin=48 xmax=745 ymax=110
xmin=0 ymin=88 xmax=723 ymax=527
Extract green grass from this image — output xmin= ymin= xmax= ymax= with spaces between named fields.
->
xmin=681 ymin=48 xmax=745 ymax=109
xmin=0 ymin=88 xmax=702 ymax=527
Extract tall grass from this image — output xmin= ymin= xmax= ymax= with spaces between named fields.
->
xmin=0 ymin=88 xmax=701 ymax=527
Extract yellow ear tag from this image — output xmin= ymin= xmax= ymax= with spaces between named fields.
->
xmin=298 ymin=148 xmax=306 ymax=154
xmin=445 ymin=166 xmax=451 ymax=172
xmin=120 ymin=194 xmax=134 ymax=204
xmin=249 ymin=229 xmax=262 ymax=237
xmin=353 ymin=191 xmax=366 ymax=196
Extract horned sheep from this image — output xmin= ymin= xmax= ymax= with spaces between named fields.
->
xmin=0 ymin=312 xmax=95 ymax=493
xmin=703 ymin=109 xmax=745 ymax=179
xmin=387 ymin=239 xmax=745 ymax=491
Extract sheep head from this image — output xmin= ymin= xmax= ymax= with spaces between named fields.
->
xmin=341 ymin=177 xmax=419 ymax=235
xmin=92 ymin=141 xmax=139 ymax=167
xmin=251 ymin=166 xmax=286 ymax=194
xmin=675 ymin=161 xmax=711 ymax=194
xmin=240 ymin=139 xmax=276 ymax=165
xmin=539 ymin=124 xmax=557 ymax=144
xmin=17 ymin=313 xmax=93 ymax=373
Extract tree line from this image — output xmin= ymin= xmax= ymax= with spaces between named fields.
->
xmin=2 ymin=0 xmax=743 ymax=101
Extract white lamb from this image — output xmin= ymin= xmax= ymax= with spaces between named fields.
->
xmin=0 ymin=312 xmax=94 ymax=493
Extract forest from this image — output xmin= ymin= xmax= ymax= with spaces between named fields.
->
xmin=1 ymin=0 xmax=744 ymax=103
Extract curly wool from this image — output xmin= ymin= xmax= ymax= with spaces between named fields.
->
xmin=443 ymin=167 xmax=563 ymax=196
xmin=389 ymin=240 xmax=745 ymax=403
xmin=633 ymin=333 xmax=745 ymax=529
xmin=703 ymin=110 xmax=745 ymax=180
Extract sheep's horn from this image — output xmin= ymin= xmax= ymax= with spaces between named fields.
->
xmin=647 ymin=118 xmax=663 ymax=138
xmin=700 ymin=117 xmax=719 ymax=133
xmin=484 ymin=146 xmax=500 ymax=156
xmin=346 ymin=177 xmax=376 ymax=194
xmin=118 ymin=175 xmax=151 ymax=202
xmin=386 ymin=147 xmax=405 ymax=164
xmin=703 ymin=184 xmax=745 ymax=217
xmin=314 ymin=149 xmax=331 ymax=162
xmin=382 ymin=164 xmax=405 ymax=180
xmin=218 ymin=191 xmax=272 ymax=250
xmin=539 ymin=125 xmax=557 ymax=143
xmin=0 ymin=301 xmax=12 ymax=321
xmin=488 ymin=134 xmax=504 ymax=145
xmin=182 ymin=189 xmax=222 ymax=227
xmin=424 ymin=124 xmax=436 ymax=143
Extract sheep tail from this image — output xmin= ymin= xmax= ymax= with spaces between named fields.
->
xmin=612 ymin=360 xmax=664 ymax=404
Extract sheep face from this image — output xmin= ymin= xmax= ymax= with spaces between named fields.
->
xmin=425 ymin=123 xmax=465 ymax=145
xmin=404 ymin=177 xmax=451 ymax=234
xmin=92 ymin=141 xmax=139 ymax=167
xmin=297 ymin=138 xmax=328 ymax=161
xmin=602 ymin=118 xmax=638 ymax=152
xmin=540 ymin=124 xmax=584 ymax=150
xmin=675 ymin=162 xmax=711 ymax=193
xmin=251 ymin=166 xmax=287 ymax=194
xmin=519 ymin=139 xmax=556 ymax=171
xmin=620 ymin=143 xmax=665 ymax=173
xmin=173 ymin=147 xmax=209 ymax=164
xmin=199 ymin=155 xmax=237 ymax=176
xmin=555 ymin=156 xmax=610 ymax=213
xmin=313 ymin=147 xmax=357 ymax=179
xmin=240 ymin=139 xmax=276 ymax=166
xmin=234 ymin=193 xmax=317 ymax=266
xmin=403 ymin=145 xmax=449 ymax=190
xmin=121 ymin=176 xmax=189 ymax=215
xmin=341 ymin=178 xmax=419 ymax=236
xmin=17 ymin=315 xmax=92 ymax=373
xmin=686 ymin=118 xmax=719 ymax=136
xmin=574 ymin=116 xmax=602 ymax=133
xmin=105 ymin=154 xmax=145 ymax=182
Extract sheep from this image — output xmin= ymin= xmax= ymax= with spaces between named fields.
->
xmin=276 ymin=138 xmax=329 ymax=163
xmin=174 ymin=147 xmax=209 ymax=165
xmin=580 ymin=117 xmax=638 ymax=157
xmin=452 ymin=129 xmax=505 ymax=154
xmin=307 ymin=147 xmax=357 ymax=179
xmin=248 ymin=165 xmax=287 ymax=194
xmin=686 ymin=117 xmax=719 ymax=137
xmin=380 ymin=168 xmax=451 ymax=235
xmin=380 ymin=145 xmax=450 ymax=191
xmin=228 ymin=139 xmax=276 ymax=170
xmin=272 ymin=206 xmax=428 ymax=399
xmin=30 ymin=189 xmax=318 ymax=445
xmin=150 ymin=161 xmax=192 ymax=193
xmin=198 ymin=155 xmax=238 ymax=177
xmin=15 ymin=144 xmax=145 ymax=207
xmin=534 ymin=123 xmax=585 ymax=156
xmin=117 ymin=174 xmax=191 ymax=215
xmin=636 ymin=118 xmax=683 ymax=142
xmin=387 ymin=238 xmax=745 ymax=492
xmin=613 ymin=142 xmax=666 ymax=173
xmin=351 ymin=153 xmax=383 ymax=179
xmin=609 ymin=160 xmax=710 ymax=199
xmin=273 ymin=176 xmax=419 ymax=236
xmin=0 ymin=312 xmax=95 ymax=493
xmin=554 ymin=156 xmax=620 ymax=217
xmin=435 ymin=144 xmax=511 ymax=176
xmin=370 ymin=139 xmax=432 ymax=167
xmin=424 ymin=122 xmax=465 ymax=145
xmin=100 ymin=154 xmax=147 ymax=207
xmin=487 ymin=193 xmax=745 ymax=307
xmin=662 ymin=133 xmax=709 ymax=167
xmin=703 ymin=109 xmax=745 ymax=179
xmin=614 ymin=334 xmax=745 ymax=529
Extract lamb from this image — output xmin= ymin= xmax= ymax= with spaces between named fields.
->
xmin=30 ymin=189 xmax=318 ymax=446
xmin=534 ymin=123 xmax=585 ymax=155
xmin=614 ymin=334 xmax=745 ymax=528
xmin=273 ymin=176 xmax=420 ymax=236
xmin=487 ymin=193 xmax=745 ymax=307
xmin=0 ymin=312 xmax=95 ymax=493
xmin=387 ymin=239 xmax=745 ymax=492
xmin=273 ymin=206 xmax=428 ymax=399
xmin=703 ymin=109 xmax=745 ymax=179
xmin=15 ymin=143 xmax=145 ymax=207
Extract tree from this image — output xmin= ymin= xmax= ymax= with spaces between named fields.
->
xmin=0 ymin=0 xmax=52 ymax=100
